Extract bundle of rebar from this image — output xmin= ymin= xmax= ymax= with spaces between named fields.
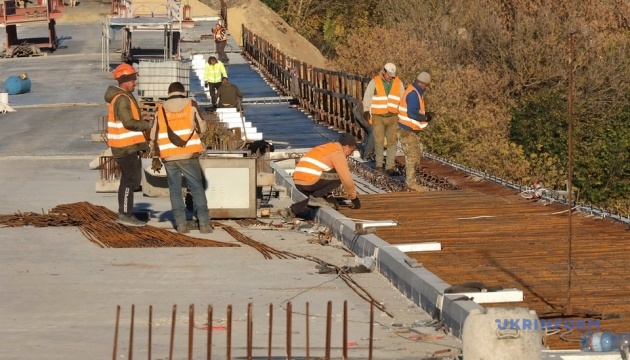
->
xmin=1 ymin=202 xmax=238 ymax=249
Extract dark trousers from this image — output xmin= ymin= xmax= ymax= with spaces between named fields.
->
xmin=291 ymin=179 xmax=340 ymax=217
xmin=208 ymin=82 xmax=221 ymax=107
xmin=115 ymin=152 xmax=142 ymax=216
xmin=216 ymin=41 xmax=229 ymax=63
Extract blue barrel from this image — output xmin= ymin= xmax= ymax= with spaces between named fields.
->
xmin=4 ymin=75 xmax=31 ymax=95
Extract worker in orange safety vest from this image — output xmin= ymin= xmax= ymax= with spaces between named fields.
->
xmin=279 ymin=133 xmax=361 ymax=221
xmin=362 ymin=63 xmax=405 ymax=175
xmin=149 ymin=82 xmax=211 ymax=234
xmin=105 ymin=63 xmax=151 ymax=227
xmin=397 ymin=72 xmax=433 ymax=192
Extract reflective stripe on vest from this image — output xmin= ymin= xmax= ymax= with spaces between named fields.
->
xmin=370 ymin=76 xmax=403 ymax=115
xmin=107 ymin=93 xmax=146 ymax=148
xmin=156 ymin=101 xmax=203 ymax=158
xmin=293 ymin=142 xmax=340 ymax=183
xmin=398 ymin=85 xmax=428 ymax=131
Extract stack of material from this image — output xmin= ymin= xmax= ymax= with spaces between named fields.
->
xmin=215 ymin=107 xmax=263 ymax=141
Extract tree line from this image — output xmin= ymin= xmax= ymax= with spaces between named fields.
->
xmin=262 ymin=0 xmax=629 ymax=214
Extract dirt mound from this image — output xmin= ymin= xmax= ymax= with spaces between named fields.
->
xmin=226 ymin=1 xmax=328 ymax=68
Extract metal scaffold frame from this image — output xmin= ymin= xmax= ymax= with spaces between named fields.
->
xmin=100 ymin=0 xmax=191 ymax=71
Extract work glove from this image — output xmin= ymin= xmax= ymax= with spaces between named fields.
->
xmin=151 ymin=157 xmax=162 ymax=173
xmin=425 ymin=111 xmax=435 ymax=122
xmin=349 ymin=197 xmax=361 ymax=210
xmin=204 ymin=82 xmax=209 ymax=89
xmin=362 ymin=111 xmax=371 ymax=122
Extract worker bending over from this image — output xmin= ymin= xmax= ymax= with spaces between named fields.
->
xmin=280 ymin=133 xmax=361 ymax=221
xmin=105 ymin=63 xmax=151 ymax=227
xmin=149 ymin=82 xmax=212 ymax=234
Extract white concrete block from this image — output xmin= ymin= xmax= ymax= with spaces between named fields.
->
xmin=446 ymin=289 xmax=523 ymax=303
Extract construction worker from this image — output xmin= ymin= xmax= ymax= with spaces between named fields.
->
xmin=362 ymin=63 xmax=405 ymax=175
xmin=216 ymin=76 xmax=243 ymax=108
xmin=279 ymin=133 xmax=361 ymax=221
xmin=149 ymin=82 xmax=212 ymax=234
xmin=398 ymin=72 xmax=433 ymax=191
xmin=105 ymin=63 xmax=151 ymax=227
xmin=203 ymin=56 xmax=227 ymax=110
xmin=213 ymin=23 xmax=229 ymax=64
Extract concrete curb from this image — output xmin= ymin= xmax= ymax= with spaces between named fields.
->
xmin=270 ymin=162 xmax=484 ymax=339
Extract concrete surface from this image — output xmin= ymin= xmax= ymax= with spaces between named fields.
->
xmin=0 ymin=7 xmax=463 ymax=360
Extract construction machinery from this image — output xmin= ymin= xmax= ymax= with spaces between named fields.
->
xmin=0 ymin=0 xmax=64 ymax=56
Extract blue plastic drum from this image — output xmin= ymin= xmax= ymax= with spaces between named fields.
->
xmin=4 ymin=75 xmax=31 ymax=95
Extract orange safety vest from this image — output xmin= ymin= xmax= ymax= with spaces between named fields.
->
xmin=107 ymin=93 xmax=146 ymax=148
xmin=155 ymin=101 xmax=203 ymax=159
xmin=398 ymin=85 xmax=428 ymax=131
xmin=370 ymin=76 xmax=403 ymax=115
xmin=293 ymin=142 xmax=340 ymax=183
xmin=214 ymin=26 xmax=227 ymax=42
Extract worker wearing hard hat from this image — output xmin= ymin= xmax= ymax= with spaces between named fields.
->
xmin=104 ymin=63 xmax=151 ymax=227
xmin=362 ymin=63 xmax=405 ymax=175
xmin=397 ymin=72 xmax=433 ymax=192
xmin=279 ymin=133 xmax=361 ymax=221
xmin=148 ymin=82 xmax=211 ymax=234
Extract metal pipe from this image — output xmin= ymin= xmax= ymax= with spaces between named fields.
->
xmin=227 ymin=305 xmax=232 ymax=360
xmin=325 ymin=301 xmax=332 ymax=360
xmin=267 ymin=304 xmax=273 ymax=360
xmin=112 ymin=305 xmax=120 ymax=360
xmin=129 ymin=304 xmax=135 ymax=360
xmin=286 ymin=301 xmax=292 ymax=360
xmin=169 ymin=305 xmax=176 ymax=360
xmin=188 ymin=304 xmax=194 ymax=360
xmin=305 ymin=302 xmax=310 ymax=360
xmin=148 ymin=305 xmax=152 ymax=360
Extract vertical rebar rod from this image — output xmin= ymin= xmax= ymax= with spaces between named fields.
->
xmin=207 ymin=305 xmax=213 ymax=360
xmin=286 ymin=301 xmax=292 ymax=360
xmin=566 ymin=30 xmax=575 ymax=315
xmin=227 ymin=305 xmax=232 ymax=360
xmin=169 ymin=304 xmax=177 ymax=360
xmin=247 ymin=303 xmax=253 ymax=360
xmin=129 ymin=304 xmax=135 ymax=360
xmin=148 ymin=305 xmax=153 ymax=360
xmin=325 ymin=301 xmax=332 ymax=360
xmin=113 ymin=305 xmax=120 ymax=360
xmin=369 ymin=301 xmax=374 ymax=360
xmin=342 ymin=301 xmax=347 ymax=360
xmin=189 ymin=304 xmax=194 ymax=360
xmin=267 ymin=304 xmax=273 ymax=360
xmin=305 ymin=302 xmax=310 ymax=360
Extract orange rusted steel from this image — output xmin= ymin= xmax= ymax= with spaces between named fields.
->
xmin=338 ymin=170 xmax=630 ymax=350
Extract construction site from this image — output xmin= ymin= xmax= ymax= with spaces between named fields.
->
xmin=1 ymin=0 xmax=629 ymax=359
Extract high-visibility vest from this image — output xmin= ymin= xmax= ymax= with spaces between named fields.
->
xmin=214 ymin=26 xmax=226 ymax=42
xmin=398 ymin=85 xmax=428 ymax=131
xmin=107 ymin=93 xmax=146 ymax=148
xmin=155 ymin=101 xmax=203 ymax=158
xmin=370 ymin=76 xmax=403 ymax=115
xmin=293 ymin=142 xmax=340 ymax=183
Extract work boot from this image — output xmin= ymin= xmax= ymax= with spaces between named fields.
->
xmin=278 ymin=207 xmax=295 ymax=222
xmin=385 ymin=168 xmax=398 ymax=176
xmin=199 ymin=224 xmax=213 ymax=234
xmin=176 ymin=224 xmax=190 ymax=234
xmin=116 ymin=214 xmax=146 ymax=227
xmin=308 ymin=195 xmax=337 ymax=209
